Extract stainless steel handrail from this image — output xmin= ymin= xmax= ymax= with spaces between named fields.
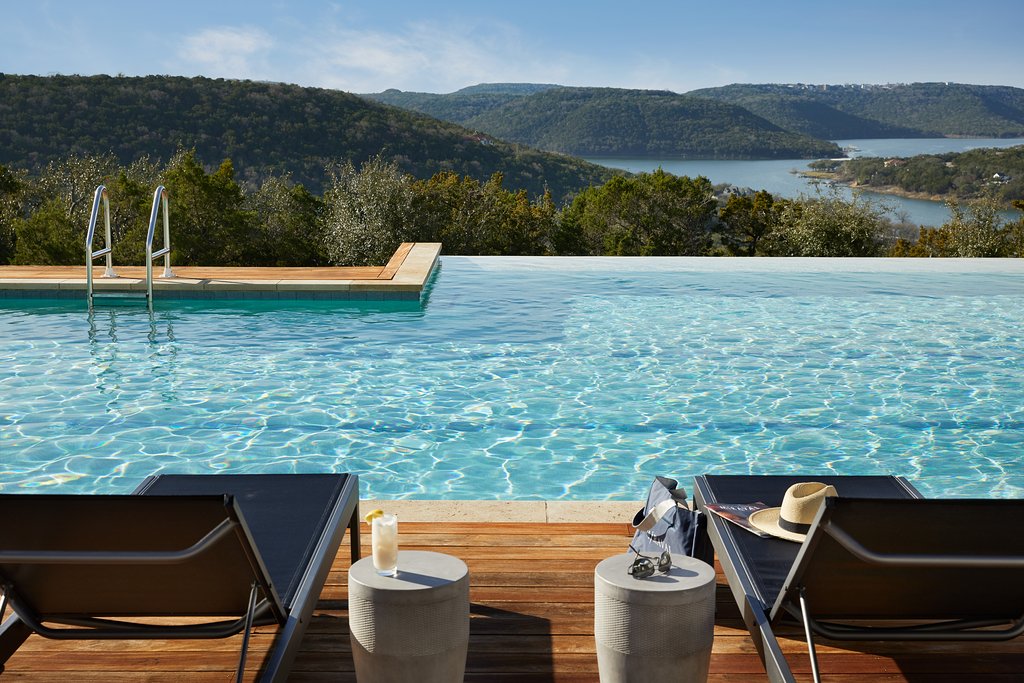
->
xmin=85 ymin=185 xmax=117 ymax=309
xmin=145 ymin=185 xmax=175 ymax=308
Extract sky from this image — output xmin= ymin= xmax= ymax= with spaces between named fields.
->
xmin=2 ymin=1 xmax=1023 ymax=94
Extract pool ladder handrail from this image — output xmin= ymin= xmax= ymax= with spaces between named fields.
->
xmin=85 ymin=185 xmax=117 ymax=310
xmin=145 ymin=185 xmax=175 ymax=308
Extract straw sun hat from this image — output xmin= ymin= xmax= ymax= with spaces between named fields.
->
xmin=748 ymin=482 xmax=838 ymax=543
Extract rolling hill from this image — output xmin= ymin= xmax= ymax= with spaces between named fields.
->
xmin=688 ymin=83 xmax=1024 ymax=139
xmin=0 ymin=74 xmax=613 ymax=199
xmin=368 ymin=83 xmax=559 ymax=122
xmin=363 ymin=85 xmax=843 ymax=159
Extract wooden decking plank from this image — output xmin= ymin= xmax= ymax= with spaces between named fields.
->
xmin=379 ymin=531 xmax=630 ymax=546
xmin=376 ymin=242 xmax=414 ymax=279
xmin=0 ymin=265 xmax=387 ymax=281
xmin=2 ymin=521 xmax=1019 ymax=680
xmin=0 ymin=243 xmax=438 ymax=285
xmin=383 ymin=522 xmax=629 ymax=535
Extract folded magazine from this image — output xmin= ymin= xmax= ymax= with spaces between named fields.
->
xmin=704 ymin=502 xmax=772 ymax=537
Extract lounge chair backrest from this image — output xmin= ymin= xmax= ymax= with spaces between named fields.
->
xmin=0 ymin=494 xmax=281 ymax=621
xmin=776 ymin=497 xmax=1024 ymax=622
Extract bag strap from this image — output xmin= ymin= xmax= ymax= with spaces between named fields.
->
xmin=632 ymin=499 xmax=678 ymax=532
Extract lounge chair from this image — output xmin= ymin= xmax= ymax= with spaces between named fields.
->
xmin=0 ymin=473 xmax=360 ymax=682
xmin=693 ymin=474 xmax=1024 ymax=683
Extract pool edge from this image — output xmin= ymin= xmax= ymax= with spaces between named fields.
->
xmin=359 ymin=499 xmax=642 ymax=523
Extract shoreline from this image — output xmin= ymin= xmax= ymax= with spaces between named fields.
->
xmin=798 ymin=171 xmax=1006 ymax=205
xmin=850 ymin=182 xmax=949 ymax=203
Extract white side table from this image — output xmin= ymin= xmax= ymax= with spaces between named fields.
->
xmin=348 ymin=550 xmax=470 ymax=683
xmin=594 ymin=553 xmax=716 ymax=682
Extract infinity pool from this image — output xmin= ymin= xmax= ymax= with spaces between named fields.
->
xmin=2 ymin=257 xmax=1023 ymax=499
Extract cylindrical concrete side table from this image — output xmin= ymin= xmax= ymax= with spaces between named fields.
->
xmin=348 ymin=550 xmax=470 ymax=683
xmin=594 ymin=553 xmax=716 ymax=683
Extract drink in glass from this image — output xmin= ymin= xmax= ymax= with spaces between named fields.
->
xmin=371 ymin=513 xmax=398 ymax=576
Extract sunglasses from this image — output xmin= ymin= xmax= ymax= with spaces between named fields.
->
xmin=627 ymin=544 xmax=672 ymax=579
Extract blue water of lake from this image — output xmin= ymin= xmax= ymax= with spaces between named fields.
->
xmin=586 ymin=138 xmax=1024 ymax=228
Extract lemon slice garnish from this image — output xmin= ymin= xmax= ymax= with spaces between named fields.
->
xmin=363 ymin=508 xmax=384 ymax=524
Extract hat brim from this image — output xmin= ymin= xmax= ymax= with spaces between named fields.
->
xmin=747 ymin=507 xmax=807 ymax=543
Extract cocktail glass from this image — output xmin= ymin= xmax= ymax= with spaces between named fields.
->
xmin=371 ymin=513 xmax=398 ymax=576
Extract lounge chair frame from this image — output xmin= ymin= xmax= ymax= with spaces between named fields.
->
xmin=0 ymin=473 xmax=360 ymax=682
xmin=785 ymin=498 xmax=1024 ymax=641
xmin=693 ymin=475 xmax=920 ymax=683
xmin=695 ymin=475 xmax=1024 ymax=683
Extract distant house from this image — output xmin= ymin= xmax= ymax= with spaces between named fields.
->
xmin=884 ymin=158 xmax=907 ymax=168
xmin=991 ymin=173 xmax=1011 ymax=183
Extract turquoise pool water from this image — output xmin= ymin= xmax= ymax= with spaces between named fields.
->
xmin=2 ymin=257 xmax=1023 ymax=500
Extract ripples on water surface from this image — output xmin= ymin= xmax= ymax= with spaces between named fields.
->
xmin=2 ymin=257 xmax=1023 ymax=499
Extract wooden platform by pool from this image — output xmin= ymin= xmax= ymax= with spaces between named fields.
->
xmin=1 ymin=512 xmax=1019 ymax=681
xmin=0 ymin=242 xmax=440 ymax=301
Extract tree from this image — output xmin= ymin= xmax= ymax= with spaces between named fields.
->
xmin=889 ymin=226 xmax=952 ymax=257
xmin=942 ymin=196 xmax=1006 ymax=257
xmin=763 ymin=188 xmax=890 ymax=257
xmin=718 ymin=190 xmax=778 ymax=256
xmin=106 ymin=159 xmax=162 ymax=265
xmin=160 ymin=150 xmax=252 ymax=265
xmin=477 ymin=179 xmax=555 ymax=255
xmin=243 ymin=176 xmax=326 ymax=266
xmin=30 ymin=154 xmax=121 ymax=225
xmin=558 ymin=170 xmax=716 ymax=256
xmin=890 ymin=196 xmax=1023 ymax=258
xmin=322 ymin=156 xmax=414 ymax=266
xmin=1005 ymin=200 xmax=1024 ymax=258
xmin=5 ymin=154 xmax=161 ymax=266
xmin=0 ymin=165 xmax=26 ymax=264
xmin=12 ymin=198 xmax=81 ymax=265
xmin=410 ymin=171 xmax=556 ymax=255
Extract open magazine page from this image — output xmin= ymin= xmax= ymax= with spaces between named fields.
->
xmin=704 ymin=502 xmax=772 ymax=537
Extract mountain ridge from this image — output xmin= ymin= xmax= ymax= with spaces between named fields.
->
xmin=363 ymin=85 xmax=842 ymax=159
xmin=365 ymin=81 xmax=1024 ymax=157
xmin=0 ymin=73 xmax=613 ymax=200
xmin=688 ymin=82 xmax=1024 ymax=138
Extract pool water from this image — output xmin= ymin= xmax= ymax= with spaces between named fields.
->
xmin=2 ymin=257 xmax=1023 ymax=500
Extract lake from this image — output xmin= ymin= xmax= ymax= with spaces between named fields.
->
xmin=586 ymin=138 xmax=1024 ymax=228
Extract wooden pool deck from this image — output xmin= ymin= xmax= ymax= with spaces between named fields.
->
xmin=2 ymin=514 xmax=1020 ymax=681
xmin=0 ymin=243 xmax=440 ymax=301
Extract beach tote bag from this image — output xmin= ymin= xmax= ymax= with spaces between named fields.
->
xmin=631 ymin=476 xmax=713 ymax=566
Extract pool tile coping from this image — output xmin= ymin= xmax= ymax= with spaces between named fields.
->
xmin=358 ymin=499 xmax=642 ymax=523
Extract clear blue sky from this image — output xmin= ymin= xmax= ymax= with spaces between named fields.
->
xmin=2 ymin=1 xmax=1022 ymax=93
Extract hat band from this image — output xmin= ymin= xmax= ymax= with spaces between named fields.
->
xmin=778 ymin=517 xmax=811 ymax=535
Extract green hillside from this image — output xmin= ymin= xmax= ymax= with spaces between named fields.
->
xmin=366 ymin=86 xmax=841 ymax=159
xmin=0 ymin=74 xmax=612 ymax=199
xmin=366 ymin=89 xmax=522 ymax=124
xmin=465 ymin=87 xmax=841 ymax=158
xmin=813 ymin=145 xmax=1024 ymax=203
xmin=363 ymin=83 xmax=559 ymax=124
xmin=689 ymin=83 xmax=1024 ymax=139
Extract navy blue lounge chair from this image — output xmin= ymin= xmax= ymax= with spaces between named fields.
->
xmin=693 ymin=475 xmax=1024 ymax=683
xmin=0 ymin=473 xmax=360 ymax=682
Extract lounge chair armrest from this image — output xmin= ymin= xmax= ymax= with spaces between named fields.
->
xmin=13 ymin=601 xmax=275 ymax=640
xmin=823 ymin=522 xmax=1024 ymax=569
xmin=0 ymin=518 xmax=238 ymax=565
